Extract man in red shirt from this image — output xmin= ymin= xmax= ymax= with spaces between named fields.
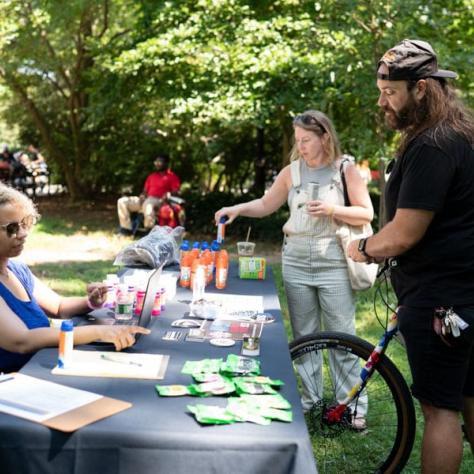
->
xmin=117 ymin=155 xmax=181 ymax=234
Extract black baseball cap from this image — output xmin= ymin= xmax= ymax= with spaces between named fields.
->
xmin=377 ymin=39 xmax=458 ymax=81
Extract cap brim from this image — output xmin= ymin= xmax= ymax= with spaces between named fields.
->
xmin=430 ymin=68 xmax=458 ymax=79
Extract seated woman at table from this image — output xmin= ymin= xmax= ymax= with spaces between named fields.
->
xmin=0 ymin=184 xmax=150 ymax=373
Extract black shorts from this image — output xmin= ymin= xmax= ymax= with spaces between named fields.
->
xmin=398 ymin=305 xmax=474 ymax=411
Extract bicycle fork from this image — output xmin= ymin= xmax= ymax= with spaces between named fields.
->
xmin=324 ymin=310 xmax=399 ymax=425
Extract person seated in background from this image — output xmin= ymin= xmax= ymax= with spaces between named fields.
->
xmin=0 ymin=184 xmax=149 ymax=373
xmin=10 ymin=152 xmax=31 ymax=192
xmin=117 ymin=154 xmax=181 ymax=235
xmin=0 ymin=145 xmax=15 ymax=184
xmin=27 ymin=144 xmax=46 ymax=166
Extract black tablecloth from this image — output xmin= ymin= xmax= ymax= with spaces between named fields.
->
xmin=0 ymin=265 xmax=317 ymax=474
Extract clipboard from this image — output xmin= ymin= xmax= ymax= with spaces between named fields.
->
xmin=0 ymin=373 xmax=131 ymax=432
xmin=43 ymin=396 xmax=131 ymax=432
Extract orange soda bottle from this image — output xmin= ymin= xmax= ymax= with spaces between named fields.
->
xmin=190 ymin=242 xmax=200 ymax=260
xmin=200 ymin=249 xmax=213 ymax=285
xmin=215 ymin=249 xmax=229 ymax=289
xmin=190 ymin=257 xmax=201 ymax=291
xmin=179 ymin=251 xmax=192 ymax=288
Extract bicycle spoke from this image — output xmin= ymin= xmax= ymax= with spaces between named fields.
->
xmin=291 ymin=332 xmax=415 ymax=474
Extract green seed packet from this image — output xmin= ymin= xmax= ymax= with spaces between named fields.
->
xmin=181 ymin=358 xmax=223 ymax=375
xmin=225 ymin=398 xmax=271 ymax=425
xmin=220 ymin=354 xmax=260 ymax=376
xmin=188 ymin=377 xmax=235 ymax=397
xmin=239 ymin=393 xmax=292 ymax=410
xmin=234 ymin=380 xmax=277 ymax=395
xmin=260 ymin=407 xmax=293 ymax=423
xmin=155 ymin=384 xmax=190 ymax=397
xmin=192 ymin=373 xmax=226 ymax=383
xmin=235 ymin=376 xmax=284 ymax=386
xmin=188 ymin=404 xmax=236 ymax=424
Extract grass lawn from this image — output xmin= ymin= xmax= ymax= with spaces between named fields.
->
xmin=22 ymin=196 xmax=474 ymax=473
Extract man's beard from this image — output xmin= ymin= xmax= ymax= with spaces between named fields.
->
xmin=382 ymin=96 xmax=418 ymax=130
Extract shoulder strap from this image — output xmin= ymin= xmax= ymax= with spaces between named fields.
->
xmin=339 ymin=156 xmax=352 ymax=207
xmin=290 ymin=159 xmax=301 ymax=188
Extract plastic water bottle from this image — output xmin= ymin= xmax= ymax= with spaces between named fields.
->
xmin=58 ymin=320 xmax=74 ymax=369
xmin=115 ymin=283 xmax=133 ymax=320
xmin=192 ymin=265 xmax=206 ymax=302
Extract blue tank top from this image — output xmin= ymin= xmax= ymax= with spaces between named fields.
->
xmin=0 ymin=260 xmax=50 ymax=372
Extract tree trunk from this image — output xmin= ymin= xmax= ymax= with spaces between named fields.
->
xmin=252 ymin=127 xmax=266 ymax=194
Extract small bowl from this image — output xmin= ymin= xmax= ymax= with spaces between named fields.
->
xmin=237 ymin=241 xmax=256 ymax=256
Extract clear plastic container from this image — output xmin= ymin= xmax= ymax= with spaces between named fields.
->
xmin=237 ymin=241 xmax=256 ymax=256
xmin=115 ymin=283 xmax=133 ymax=320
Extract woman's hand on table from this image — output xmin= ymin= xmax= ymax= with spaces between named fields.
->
xmin=96 ymin=326 xmax=151 ymax=351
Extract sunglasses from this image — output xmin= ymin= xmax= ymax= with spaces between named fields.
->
xmin=293 ymin=114 xmax=327 ymax=133
xmin=0 ymin=215 xmax=39 ymax=238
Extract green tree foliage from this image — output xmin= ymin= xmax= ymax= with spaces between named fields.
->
xmin=0 ymin=0 xmax=472 ymax=203
xmin=0 ymin=0 xmax=146 ymax=198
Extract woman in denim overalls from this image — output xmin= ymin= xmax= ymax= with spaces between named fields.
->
xmin=215 ymin=110 xmax=373 ymax=425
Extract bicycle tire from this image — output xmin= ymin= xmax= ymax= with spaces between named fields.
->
xmin=290 ymin=331 xmax=415 ymax=474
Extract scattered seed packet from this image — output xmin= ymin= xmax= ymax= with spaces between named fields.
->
xmin=225 ymin=398 xmax=271 ymax=425
xmin=220 ymin=354 xmax=261 ymax=376
xmin=155 ymin=384 xmax=190 ymax=397
xmin=187 ymin=404 xmax=236 ymax=425
xmin=181 ymin=358 xmax=223 ymax=375
xmin=234 ymin=380 xmax=277 ymax=395
xmin=188 ymin=378 xmax=235 ymax=397
xmin=192 ymin=373 xmax=226 ymax=383
xmin=235 ymin=376 xmax=284 ymax=386
xmin=239 ymin=393 xmax=292 ymax=410
xmin=260 ymin=407 xmax=293 ymax=423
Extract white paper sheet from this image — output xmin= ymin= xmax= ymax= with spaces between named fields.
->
xmin=0 ymin=373 xmax=102 ymax=423
xmin=51 ymin=350 xmax=169 ymax=379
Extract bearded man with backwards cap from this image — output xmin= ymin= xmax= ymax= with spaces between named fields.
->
xmin=348 ymin=39 xmax=474 ymax=473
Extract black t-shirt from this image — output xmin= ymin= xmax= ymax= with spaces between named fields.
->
xmin=385 ymin=130 xmax=474 ymax=307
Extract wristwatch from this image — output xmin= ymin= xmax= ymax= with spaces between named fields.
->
xmin=358 ymin=238 xmax=372 ymax=259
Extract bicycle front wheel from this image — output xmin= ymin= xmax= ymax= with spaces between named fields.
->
xmin=290 ymin=331 xmax=415 ymax=474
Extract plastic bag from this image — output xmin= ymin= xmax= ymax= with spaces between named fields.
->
xmin=114 ymin=225 xmax=185 ymax=268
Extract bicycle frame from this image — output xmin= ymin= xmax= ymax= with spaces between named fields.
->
xmin=324 ymin=309 xmax=399 ymax=424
